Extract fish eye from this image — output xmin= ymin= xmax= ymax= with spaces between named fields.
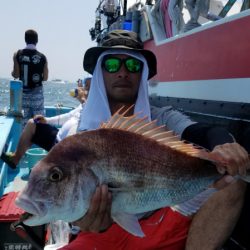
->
xmin=49 ymin=168 xmax=63 ymax=182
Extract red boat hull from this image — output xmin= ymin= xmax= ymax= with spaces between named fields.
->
xmin=144 ymin=12 xmax=250 ymax=82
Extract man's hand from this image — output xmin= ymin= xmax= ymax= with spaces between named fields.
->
xmin=33 ymin=115 xmax=47 ymax=124
xmin=76 ymin=87 xmax=88 ymax=104
xmin=211 ymin=142 xmax=250 ymax=176
xmin=72 ymin=185 xmax=112 ymax=233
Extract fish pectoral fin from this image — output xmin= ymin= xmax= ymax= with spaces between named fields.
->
xmin=171 ymin=187 xmax=217 ymax=216
xmin=112 ymin=212 xmax=145 ymax=238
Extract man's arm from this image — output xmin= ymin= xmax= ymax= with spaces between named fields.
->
xmin=43 ymin=60 xmax=49 ymax=81
xmin=46 ymin=105 xmax=81 ymax=126
xmin=186 ymin=180 xmax=246 ymax=250
xmin=11 ymin=52 xmax=20 ymax=78
xmin=182 ymin=124 xmax=249 ymax=249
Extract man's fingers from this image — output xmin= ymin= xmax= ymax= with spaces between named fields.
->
xmin=72 ymin=186 xmax=102 ymax=230
xmin=71 ymin=185 xmax=112 ymax=233
xmin=100 ymin=191 xmax=113 ymax=231
xmin=212 ymin=143 xmax=250 ymax=176
xmin=89 ymin=185 xmax=111 ymax=232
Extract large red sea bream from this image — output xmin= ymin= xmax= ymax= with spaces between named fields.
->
xmin=15 ymin=109 xmax=250 ymax=237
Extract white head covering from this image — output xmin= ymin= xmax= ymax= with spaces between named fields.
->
xmin=78 ymin=49 xmax=151 ymax=131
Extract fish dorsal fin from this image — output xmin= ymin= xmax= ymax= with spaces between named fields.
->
xmin=100 ymin=107 xmax=212 ymax=161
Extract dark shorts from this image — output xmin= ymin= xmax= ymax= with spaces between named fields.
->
xmin=32 ymin=123 xmax=59 ymax=152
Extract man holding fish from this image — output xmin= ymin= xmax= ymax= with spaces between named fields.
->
xmin=15 ymin=30 xmax=249 ymax=250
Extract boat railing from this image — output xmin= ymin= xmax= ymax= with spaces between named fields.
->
xmin=141 ymin=2 xmax=250 ymax=46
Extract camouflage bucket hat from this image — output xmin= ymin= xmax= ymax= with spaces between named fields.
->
xmin=83 ymin=30 xmax=157 ymax=79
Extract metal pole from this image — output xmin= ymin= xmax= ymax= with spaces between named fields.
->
xmin=123 ymin=0 xmax=127 ymax=17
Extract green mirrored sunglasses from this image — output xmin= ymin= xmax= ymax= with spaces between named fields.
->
xmin=102 ymin=57 xmax=143 ymax=73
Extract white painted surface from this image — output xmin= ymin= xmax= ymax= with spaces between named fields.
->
xmin=149 ymin=78 xmax=250 ymax=103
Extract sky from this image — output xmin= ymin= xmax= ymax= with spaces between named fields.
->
xmin=0 ymin=0 xmax=100 ymax=82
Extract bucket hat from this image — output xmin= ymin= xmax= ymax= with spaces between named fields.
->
xmin=83 ymin=30 xmax=157 ymax=79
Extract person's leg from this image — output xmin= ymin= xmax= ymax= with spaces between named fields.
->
xmin=22 ymin=92 xmax=32 ymax=127
xmin=1 ymin=118 xmax=36 ymax=168
xmin=1 ymin=120 xmax=59 ymax=168
xmin=31 ymin=87 xmax=45 ymax=117
xmin=12 ymin=118 xmax=37 ymax=165
xmin=31 ymin=123 xmax=59 ymax=152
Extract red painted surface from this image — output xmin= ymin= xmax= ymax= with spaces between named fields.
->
xmin=0 ymin=192 xmax=24 ymax=222
xmin=144 ymin=14 xmax=250 ymax=82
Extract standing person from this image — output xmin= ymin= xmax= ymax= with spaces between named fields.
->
xmin=12 ymin=29 xmax=49 ymax=126
xmin=60 ymin=30 xmax=249 ymax=250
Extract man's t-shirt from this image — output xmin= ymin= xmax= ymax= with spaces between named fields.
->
xmin=61 ymin=208 xmax=191 ymax=250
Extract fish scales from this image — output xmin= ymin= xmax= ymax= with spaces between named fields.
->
xmin=47 ymin=128 xmax=218 ymax=190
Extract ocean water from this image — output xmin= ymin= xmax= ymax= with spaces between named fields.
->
xmin=0 ymin=78 xmax=79 ymax=112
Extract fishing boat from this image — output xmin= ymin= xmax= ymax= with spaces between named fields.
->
xmin=0 ymin=0 xmax=250 ymax=249
xmin=51 ymin=79 xmax=66 ymax=84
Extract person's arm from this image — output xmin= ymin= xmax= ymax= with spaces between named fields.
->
xmin=11 ymin=51 xmax=20 ymax=78
xmin=182 ymin=123 xmax=249 ymax=250
xmin=46 ymin=105 xmax=81 ymax=127
xmin=43 ymin=60 xmax=48 ymax=81
xmin=186 ymin=180 xmax=246 ymax=250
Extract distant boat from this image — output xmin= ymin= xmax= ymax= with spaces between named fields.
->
xmin=51 ymin=79 xmax=66 ymax=84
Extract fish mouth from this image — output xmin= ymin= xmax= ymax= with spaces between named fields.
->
xmin=17 ymin=211 xmax=44 ymax=226
xmin=15 ymin=196 xmax=48 ymax=225
xmin=18 ymin=210 xmax=48 ymax=226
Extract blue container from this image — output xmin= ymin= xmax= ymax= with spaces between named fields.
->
xmin=25 ymin=148 xmax=47 ymax=169
xmin=123 ymin=21 xmax=132 ymax=31
xmin=123 ymin=11 xmax=133 ymax=31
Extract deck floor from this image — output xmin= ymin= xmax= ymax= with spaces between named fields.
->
xmin=4 ymin=165 xmax=29 ymax=194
